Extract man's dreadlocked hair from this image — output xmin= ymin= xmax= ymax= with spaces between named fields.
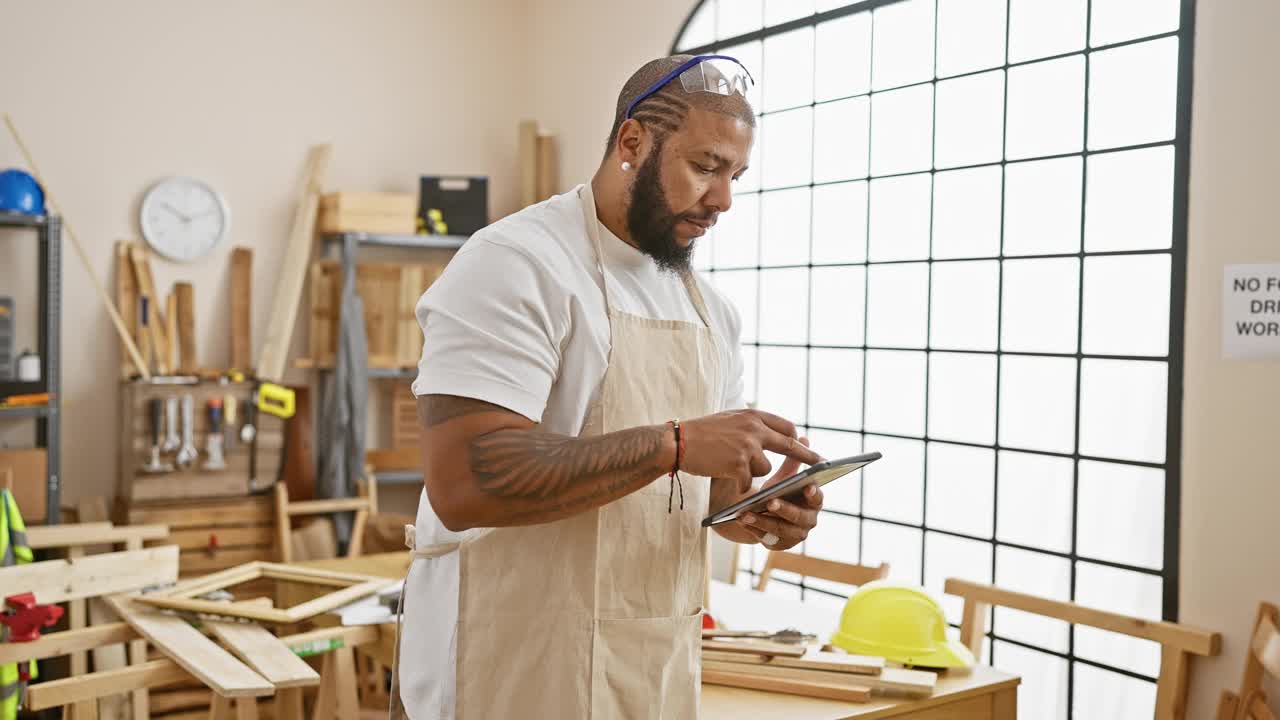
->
xmin=602 ymin=55 xmax=756 ymax=160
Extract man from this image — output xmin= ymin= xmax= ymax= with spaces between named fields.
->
xmin=395 ymin=54 xmax=827 ymax=719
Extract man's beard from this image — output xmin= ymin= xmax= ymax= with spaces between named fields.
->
xmin=625 ymin=143 xmax=699 ymax=273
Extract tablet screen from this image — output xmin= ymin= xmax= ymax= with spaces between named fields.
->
xmin=701 ymin=452 xmax=882 ymax=527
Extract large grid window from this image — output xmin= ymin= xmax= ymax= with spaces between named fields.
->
xmin=676 ymin=1 xmax=1191 ymax=717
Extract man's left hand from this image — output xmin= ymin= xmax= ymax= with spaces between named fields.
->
xmin=724 ymin=439 xmax=824 ymax=551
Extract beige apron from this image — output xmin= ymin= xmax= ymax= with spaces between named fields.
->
xmin=391 ymin=182 xmax=721 ymax=719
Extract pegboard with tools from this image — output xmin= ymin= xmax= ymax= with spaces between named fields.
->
xmin=118 ymin=380 xmax=284 ymax=502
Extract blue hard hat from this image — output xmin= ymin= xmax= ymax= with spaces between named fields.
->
xmin=0 ymin=169 xmax=45 ymax=216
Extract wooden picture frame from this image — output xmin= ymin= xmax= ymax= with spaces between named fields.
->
xmin=132 ymin=561 xmax=386 ymax=624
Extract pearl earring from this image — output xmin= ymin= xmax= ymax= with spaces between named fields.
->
xmin=621 ymin=161 xmax=632 ymax=171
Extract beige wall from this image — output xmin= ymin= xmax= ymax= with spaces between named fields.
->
xmin=523 ymin=0 xmax=1280 ymax=714
xmin=0 ymin=1 xmax=529 ymax=510
xmin=1181 ymin=0 xmax=1280 ymax=714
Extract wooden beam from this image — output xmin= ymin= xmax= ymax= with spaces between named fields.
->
xmin=115 ymin=241 xmax=140 ymax=380
xmin=206 ymin=621 xmax=319 ymax=688
xmin=283 ymin=497 xmax=373 ymax=516
xmin=104 ymin=595 xmax=273 ymax=698
xmin=701 ymin=649 xmax=883 ymax=675
xmin=518 ymin=121 xmax=538 ymax=208
xmin=944 ymin=579 xmax=1221 ymax=656
xmin=230 ymin=247 xmax=253 ymax=372
xmin=701 ymin=669 xmax=871 ymax=703
xmin=175 ymin=282 xmax=196 ymax=374
xmin=0 ymin=622 xmax=137 ymax=665
xmin=703 ymin=660 xmax=935 ymax=697
xmin=0 ymin=546 xmax=178 ymax=604
xmin=257 ymin=144 xmax=332 ymax=382
xmin=26 ymin=523 xmax=169 ymax=550
xmin=127 ymin=244 xmax=171 ymax=375
xmin=166 ymin=291 xmax=180 ymax=374
xmin=1154 ymin=649 xmax=1190 ymax=720
xmin=701 ymin=639 xmax=806 ymax=658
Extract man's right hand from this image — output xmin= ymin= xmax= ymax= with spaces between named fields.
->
xmin=679 ymin=409 xmax=822 ymax=492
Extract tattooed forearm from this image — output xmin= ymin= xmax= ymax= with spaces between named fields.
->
xmin=468 ymin=425 xmax=670 ymax=522
xmin=418 ymin=395 xmax=510 ymax=427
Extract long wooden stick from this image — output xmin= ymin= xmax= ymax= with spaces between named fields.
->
xmin=2 ymin=114 xmax=151 ymax=379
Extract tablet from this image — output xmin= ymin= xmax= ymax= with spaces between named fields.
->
xmin=701 ymin=452 xmax=882 ymax=527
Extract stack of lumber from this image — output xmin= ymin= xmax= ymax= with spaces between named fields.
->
xmin=701 ymin=636 xmax=937 ymax=704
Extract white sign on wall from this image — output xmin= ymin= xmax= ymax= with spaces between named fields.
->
xmin=1223 ymin=263 xmax=1280 ymax=359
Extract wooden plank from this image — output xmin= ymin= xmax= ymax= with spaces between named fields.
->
xmin=128 ymin=244 xmax=170 ymax=375
xmin=206 ymin=621 xmax=320 ymax=688
xmin=0 ymin=546 xmax=179 ymax=604
xmin=230 ymin=247 xmax=253 ymax=372
xmin=257 ymin=144 xmax=332 ymax=382
xmin=0 ymin=623 xmax=138 ymax=665
xmin=104 ymin=595 xmax=273 ymax=698
xmin=703 ymin=660 xmax=936 ymax=698
xmin=175 ymin=282 xmax=196 ymax=374
xmin=26 ymin=523 xmax=169 ymax=549
xmin=178 ymin=548 xmax=273 ymax=576
xmin=535 ymin=133 xmax=558 ymax=201
xmin=518 ymin=120 xmax=538 ymax=207
xmin=274 ymin=688 xmax=304 ymax=720
xmin=163 ymin=526 xmax=274 ymax=551
xmin=396 ymin=265 xmax=424 ymax=367
xmin=88 ymin=597 xmax=130 ymax=720
xmin=166 ymin=291 xmax=179 ymax=373
xmin=284 ymin=497 xmax=372 ymax=515
xmin=944 ymin=579 xmax=1221 ymax=656
xmin=701 ymin=639 xmax=807 ymax=658
xmin=701 ymin=669 xmax=871 ymax=704
xmin=115 ymin=241 xmax=140 ymax=379
xmin=366 ymin=447 xmax=419 ymax=472
xmin=959 ymin=597 xmax=990 ymax=659
xmin=702 ymin=649 xmax=884 ymax=675
xmin=1154 ymin=649 xmax=1190 ymax=720
xmin=127 ymin=496 xmax=275 ymax=528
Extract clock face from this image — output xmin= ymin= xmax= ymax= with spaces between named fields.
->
xmin=140 ymin=176 xmax=229 ymax=262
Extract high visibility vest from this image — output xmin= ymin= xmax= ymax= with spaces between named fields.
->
xmin=1 ymin=489 xmax=36 ymax=720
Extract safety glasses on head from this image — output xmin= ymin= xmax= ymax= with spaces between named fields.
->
xmin=625 ymin=55 xmax=755 ymax=120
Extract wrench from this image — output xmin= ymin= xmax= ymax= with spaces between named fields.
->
xmin=161 ymin=397 xmax=181 ymax=453
xmin=176 ymin=394 xmax=199 ymax=468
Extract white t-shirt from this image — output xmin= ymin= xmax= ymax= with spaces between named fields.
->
xmin=399 ymin=185 xmax=745 ymax=719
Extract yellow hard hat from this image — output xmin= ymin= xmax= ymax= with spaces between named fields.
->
xmin=831 ymin=580 xmax=975 ymax=668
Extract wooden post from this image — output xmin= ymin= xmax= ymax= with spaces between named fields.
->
xmin=229 ymin=247 xmax=253 ymax=372
xmin=66 ymin=545 xmax=98 ymax=720
xmin=1154 ymin=647 xmax=1190 ymax=720
xmin=274 ymin=688 xmax=304 ymax=720
xmin=959 ymin=598 xmax=990 ymax=661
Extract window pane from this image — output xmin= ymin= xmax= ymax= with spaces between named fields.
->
xmin=929 ymin=352 xmax=997 ymax=445
xmin=763 ymin=27 xmax=815 ymax=112
xmin=863 ymin=520 xmax=923 ymax=584
xmin=713 ymin=192 xmax=760 ymax=268
xmin=758 ymin=267 xmax=809 ymax=344
xmin=1004 ymin=157 xmax=1083 ymax=256
xmin=1006 ymin=56 xmax=1085 ymax=160
xmin=1078 ymin=359 xmax=1168 ymax=464
xmin=807 ymin=429 xmax=863 ymax=513
xmin=1078 ymin=460 xmax=1165 ymax=570
xmin=1008 ymin=0 xmax=1086 ymax=63
xmin=678 ymin=0 xmax=717 ymax=51
xmin=719 ymin=0 xmax=763 ymax=41
xmin=765 ymin=0 xmax=813 ymax=27
xmin=722 ymin=40 xmax=765 ymax=116
xmin=926 ymin=442 xmax=995 ymax=537
xmin=925 ymin=533 xmax=994 ymax=624
xmin=862 ymin=435 xmax=924 ymax=524
xmin=811 ymin=266 xmax=866 ymax=346
xmin=936 ymin=0 xmax=1007 ymax=77
xmin=870 ymin=84 xmax=934 ymax=176
xmin=864 ymin=350 xmax=927 ymax=437
xmin=1089 ymin=38 xmax=1179 ymax=150
xmin=1082 ymin=254 xmax=1171 ymax=357
xmin=871 ymin=0 xmax=936 ymax=91
xmin=1075 ymin=562 xmax=1163 ymax=676
xmin=869 ymin=173 xmax=931 ymax=261
xmin=867 ymin=262 xmax=929 ymax=348
xmin=713 ymin=270 xmax=757 ymax=343
xmin=994 ymin=641 xmax=1069 ymax=720
xmin=933 ymin=166 xmax=1002 ymax=259
xmin=1073 ymin=663 xmax=1157 ymax=720
xmin=805 ymin=511 xmax=860 ymax=577
xmin=935 ymin=70 xmax=1005 ymax=169
xmin=814 ymin=97 xmax=871 ymax=182
xmin=930 ymin=259 xmax=999 ymax=351
xmin=762 ymin=107 xmax=813 ymax=189
xmin=757 ymin=346 xmax=807 ymax=423
xmin=999 ymin=355 xmax=1077 ymax=454
xmin=995 ymin=546 xmax=1072 ymax=652
xmin=997 ymin=450 xmax=1074 ymax=553
xmin=1085 ymin=146 xmax=1175 ymax=252
xmin=760 ymin=187 xmax=811 ymax=266
xmin=808 ymin=348 xmax=864 ymax=430
xmin=1091 ymin=0 xmax=1180 ymax=47
xmin=812 ymin=181 xmax=868 ymax=264
xmin=1001 ymin=258 xmax=1080 ymax=354
xmin=741 ymin=344 xmax=758 ymax=406
xmin=816 ymin=13 xmax=872 ymax=101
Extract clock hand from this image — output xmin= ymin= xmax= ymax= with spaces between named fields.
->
xmin=161 ymin=201 xmax=192 ymax=223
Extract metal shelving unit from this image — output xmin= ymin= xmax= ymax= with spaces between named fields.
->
xmin=316 ymin=231 xmax=466 ymax=485
xmin=0 ymin=211 xmax=62 ymax=524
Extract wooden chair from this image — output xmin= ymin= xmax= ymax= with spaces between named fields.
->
xmin=1217 ymin=602 xmax=1280 ymax=720
xmin=274 ymin=476 xmax=378 ymax=563
xmin=946 ymin=578 xmax=1221 ymax=720
xmin=755 ymin=550 xmax=889 ymax=592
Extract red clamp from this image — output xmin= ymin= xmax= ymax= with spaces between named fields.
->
xmin=1 ymin=592 xmax=65 ymax=642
